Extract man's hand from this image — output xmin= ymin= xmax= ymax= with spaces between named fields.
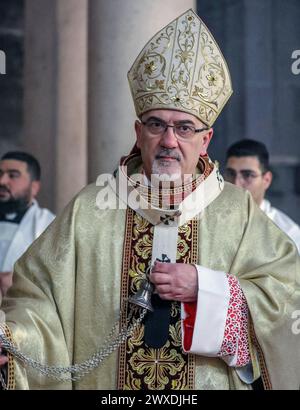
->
xmin=0 ymin=272 xmax=13 ymax=298
xmin=149 ymin=261 xmax=198 ymax=302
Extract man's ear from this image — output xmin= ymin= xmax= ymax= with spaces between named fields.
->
xmin=31 ymin=180 xmax=41 ymax=199
xmin=199 ymin=128 xmax=214 ymax=156
xmin=263 ymin=171 xmax=273 ymax=190
xmin=135 ymin=120 xmax=142 ymax=149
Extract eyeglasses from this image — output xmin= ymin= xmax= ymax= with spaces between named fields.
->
xmin=224 ymin=168 xmax=264 ymax=184
xmin=141 ymin=119 xmax=209 ymax=141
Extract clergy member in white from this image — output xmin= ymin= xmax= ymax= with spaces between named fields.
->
xmin=225 ymin=139 xmax=300 ymax=253
xmin=0 ymin=152 xmax=55 ymax=298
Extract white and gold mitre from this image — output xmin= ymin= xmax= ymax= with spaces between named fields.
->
xmin=128 ymin=9 xmax=233 ymax=127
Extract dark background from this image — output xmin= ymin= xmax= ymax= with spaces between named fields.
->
xmin=197 ymin=0 xmax=300 ymax=224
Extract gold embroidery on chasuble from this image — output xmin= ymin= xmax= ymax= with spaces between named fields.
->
xmin=118 ymin=210 xmax=197 ymax=390
xmin=0 ymin=324 xmax=16 ymax=389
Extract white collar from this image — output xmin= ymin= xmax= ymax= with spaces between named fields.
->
xmin=115 ymin=158 xmax=224 ymax=227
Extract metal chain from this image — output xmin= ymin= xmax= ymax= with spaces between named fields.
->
xmin=0 ymin=302 xmax=147 ymax=383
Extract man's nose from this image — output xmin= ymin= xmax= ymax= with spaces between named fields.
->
xmin=233 ymin=174 xmax=246 ymax=188
xmin=0 ymin=173 xmax=9 ymax=185
xmin=0 ymin=174 xmax=7 ymax=185
xmin=160 ymin=126 xmax=178 ymax=148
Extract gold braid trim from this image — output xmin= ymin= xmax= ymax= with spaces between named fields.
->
xmin=0 ymin=323 xmax=16 ymax=390
xmin=249 ymin=320 xmax=272 ymax=390
xmin=117 ymin=207 xmax=135 ymax=389
xmin=186 ymin=218 xmax=199 ymax=389
xmin=117 ymin=208 xmax=198 ymax=389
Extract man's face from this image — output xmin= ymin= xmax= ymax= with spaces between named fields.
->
xmin=135 ymin=109 xmax=213 ymax=183
xmin=225 ymin=156 xmax=272 ymax=205
xmin=0 ymin=159 xmax=39 ymax=213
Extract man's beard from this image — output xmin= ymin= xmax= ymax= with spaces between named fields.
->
xmin=0 ymin=187 xmax=31 ymax=214
xmin=150 ymin=148 xmax=190 ymax=186
xmin=151 ymin=148 xmax=181 ymax=181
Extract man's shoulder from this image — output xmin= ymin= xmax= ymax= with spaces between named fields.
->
xmin=32 ymin=201 xmax=55 ymax=221
xmin=219 ymin=181 xmax=251 ymax=203
xmin=67 ymin=182 xmax=102 ymax=214
xmin=72 ymin=181 xmax=124 ymax=217
xmin=205 ymin=181 xmax=253 ymax=220
xmin=75 ymin=180 xmax=117 ymax=203
xmin=39 ymin=207 xmax=55 ymax=220
xmin=266 ymin=201 xmax=300 ymax=231
xmin=75 ymin=182 xmax=100 ymax=202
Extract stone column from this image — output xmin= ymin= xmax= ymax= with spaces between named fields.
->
xmin=23 ymin=0 xmax=57 ymax=211
xmin=55 ymin=0 xmax=88 ymax=210
xmin=24 ymin=0 xmax=88 ymax=213
xmin=88 ymin=0 xmax=195 ymax=181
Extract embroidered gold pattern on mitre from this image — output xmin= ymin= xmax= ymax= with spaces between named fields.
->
xmin=128 ymin=9 xmax=232 ymax=127
xmin=118 ymin=210 xmax=197 ymax=390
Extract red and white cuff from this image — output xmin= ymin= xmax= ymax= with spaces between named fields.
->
xmin=182 ymin=266 xmax=250 ymax=368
